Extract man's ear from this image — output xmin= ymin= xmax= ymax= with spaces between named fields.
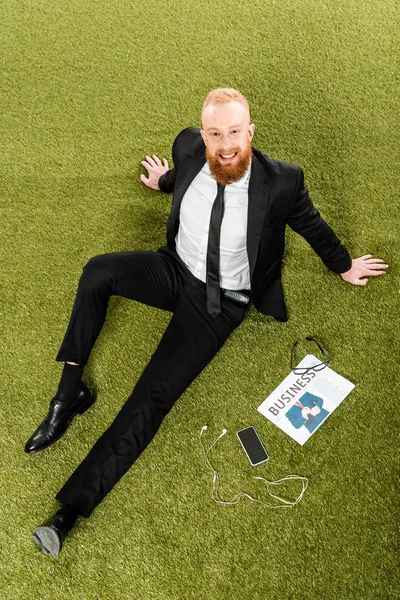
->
xmin=248 ymin=123 xmax=255 ymax=142
xmin=200 ymin=129 xmax=207 ymax=147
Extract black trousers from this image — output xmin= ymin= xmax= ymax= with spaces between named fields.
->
xmin=55 ymin=246 xmax=250 ymax=517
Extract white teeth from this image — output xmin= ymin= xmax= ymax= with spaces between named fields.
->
xmin=221 ymin=153 xmax=236 ymax=158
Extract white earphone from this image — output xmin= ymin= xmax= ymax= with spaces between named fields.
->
xmin=200 ymin=425 xmax=308 ymax=508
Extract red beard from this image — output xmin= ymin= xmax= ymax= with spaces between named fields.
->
xmin=206 ymin=143 xmax=253 ymax=186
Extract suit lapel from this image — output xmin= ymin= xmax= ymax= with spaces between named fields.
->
xmin=174 ymin=152 xmax=206 ymax=207
xmin=167 ymin=143 xmax=206 ymax=244
xmin=247 ymin=152 xmax=271 ymax=278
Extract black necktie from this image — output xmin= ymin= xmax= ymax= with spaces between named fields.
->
xmin=206 ymin=183 xmax=225 ymax=317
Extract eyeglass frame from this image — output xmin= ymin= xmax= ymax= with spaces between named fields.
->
xmin=290 ymin=337 xmax=329 ymax=375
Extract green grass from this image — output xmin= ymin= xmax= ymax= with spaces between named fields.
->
xmin=1 ymin=1 xmax=399 ymax=598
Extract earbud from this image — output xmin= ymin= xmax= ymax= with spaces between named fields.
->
xmin=199 ymin=425 xmax=308 ymax=508
xmin=201 ymin=425 xmax=227 ymax=437
xmin=216 ymin=428 xmax=227 ymax=442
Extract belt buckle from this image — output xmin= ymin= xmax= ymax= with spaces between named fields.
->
xmin=223 ymin=289 xmax=250 ymax=304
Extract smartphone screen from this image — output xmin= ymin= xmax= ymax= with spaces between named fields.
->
xmin=237 ymin=426 xmax=269 ymax=466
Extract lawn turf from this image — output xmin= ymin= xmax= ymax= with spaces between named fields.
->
xmin=1 ymin=1 xmax=399 ymax=599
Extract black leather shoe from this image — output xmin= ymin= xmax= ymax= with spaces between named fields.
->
xmin=24 ymin=381 xmax=94 ymax=454
xmin=33 ymin=506 xmax=79 ymax=557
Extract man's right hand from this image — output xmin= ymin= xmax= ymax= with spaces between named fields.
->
xmin=140 ymin=155 xmax=169 ymax=190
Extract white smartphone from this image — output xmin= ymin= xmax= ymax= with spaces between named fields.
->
xmin=237 ymin=426 xmax=269 ymax=466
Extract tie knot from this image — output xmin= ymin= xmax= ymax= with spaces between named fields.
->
xmin=217 ymin=183 xmax=225 ymax=193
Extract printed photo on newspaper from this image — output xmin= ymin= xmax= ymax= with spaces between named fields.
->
xmin=258 ymin=354 xmax=355 ymax=445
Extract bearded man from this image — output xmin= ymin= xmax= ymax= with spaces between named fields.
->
xmin=26 ymin=88 xmax=387 ymax=557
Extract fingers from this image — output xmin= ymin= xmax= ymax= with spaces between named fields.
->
xmin=348 ymin=276 xmax=369 ymax=286
xmin=141 ymin=159 xmax=152 ymax=171
xmin=367 ymin=264 xmax=389 ymax=271
xmin=363 ymin=258 xmax=388 ymax=267
xmin=364 ymin=257 xmax=386 ymax=263
xmin=145 ymin=154 xmax=165 ymax=166
xmin=363 ymin=262 xmax=389 ymax=274
xmin=365 ymin=269 xmax=388 ymax=276
xmin=145 ymin=155 xmax=157 ymax=167
xmin=141 ymin=156 xmax=168 ymax=171
xmin=354 ymin=255 xmax=389 ymax=277
xmin=140 ymin=174 xmax=149 ymax=185
xmin=357 ymin=255 xmax=388 ymax=266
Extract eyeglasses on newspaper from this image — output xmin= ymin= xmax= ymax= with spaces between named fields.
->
xmin=291 ymin=337 xmax=329 ymax=375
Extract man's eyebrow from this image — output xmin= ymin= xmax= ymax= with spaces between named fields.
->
xmin=206 ymin=124 xmax=243 ymax=131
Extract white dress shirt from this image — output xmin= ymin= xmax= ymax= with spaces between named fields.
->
xmin=175 ymin=161 xmax=251 ymax=290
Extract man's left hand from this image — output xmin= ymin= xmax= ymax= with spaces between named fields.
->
xmin=340 ymin=254 xmax=389 ymax=285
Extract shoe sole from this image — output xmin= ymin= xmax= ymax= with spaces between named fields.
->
xmin=33 ymin=526 xmax=62 ymax=557
xmin=26 ymin=392 xmax=95 ymax=454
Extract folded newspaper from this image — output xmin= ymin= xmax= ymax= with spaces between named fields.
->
xmin=258 ymin=354 xmax=355 ymax=445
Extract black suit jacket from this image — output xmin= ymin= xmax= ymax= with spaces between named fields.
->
xmin=158 ymin=127 xmax=351 ymax=321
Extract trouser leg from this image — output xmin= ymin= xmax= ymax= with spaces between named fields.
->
xmin=56 ymin=280 xmax=249 ymax=517
xmin=56 ymin=250 xmax=187 ymax=365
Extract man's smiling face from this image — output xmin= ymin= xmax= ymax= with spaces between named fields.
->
xmin=201 ymin=101 xmax=255 ymax=185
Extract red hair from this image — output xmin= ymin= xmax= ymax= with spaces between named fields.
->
xmin=202 ymin=88 xmax=249 ymax=115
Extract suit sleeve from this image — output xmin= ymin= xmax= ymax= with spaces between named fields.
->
xmin=285 ymin=406 xmax=305 ymax=429
xmin=158 ymin=167 xmax=176 ymax=193
xmin=287 ymin=168 xmax=352 ymax=274
xmin=157 ymin=127 xmax=195 ymax=194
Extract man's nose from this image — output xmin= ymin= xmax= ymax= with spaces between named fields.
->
xmin=219 ymin=134 xmax=234 ymax=149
